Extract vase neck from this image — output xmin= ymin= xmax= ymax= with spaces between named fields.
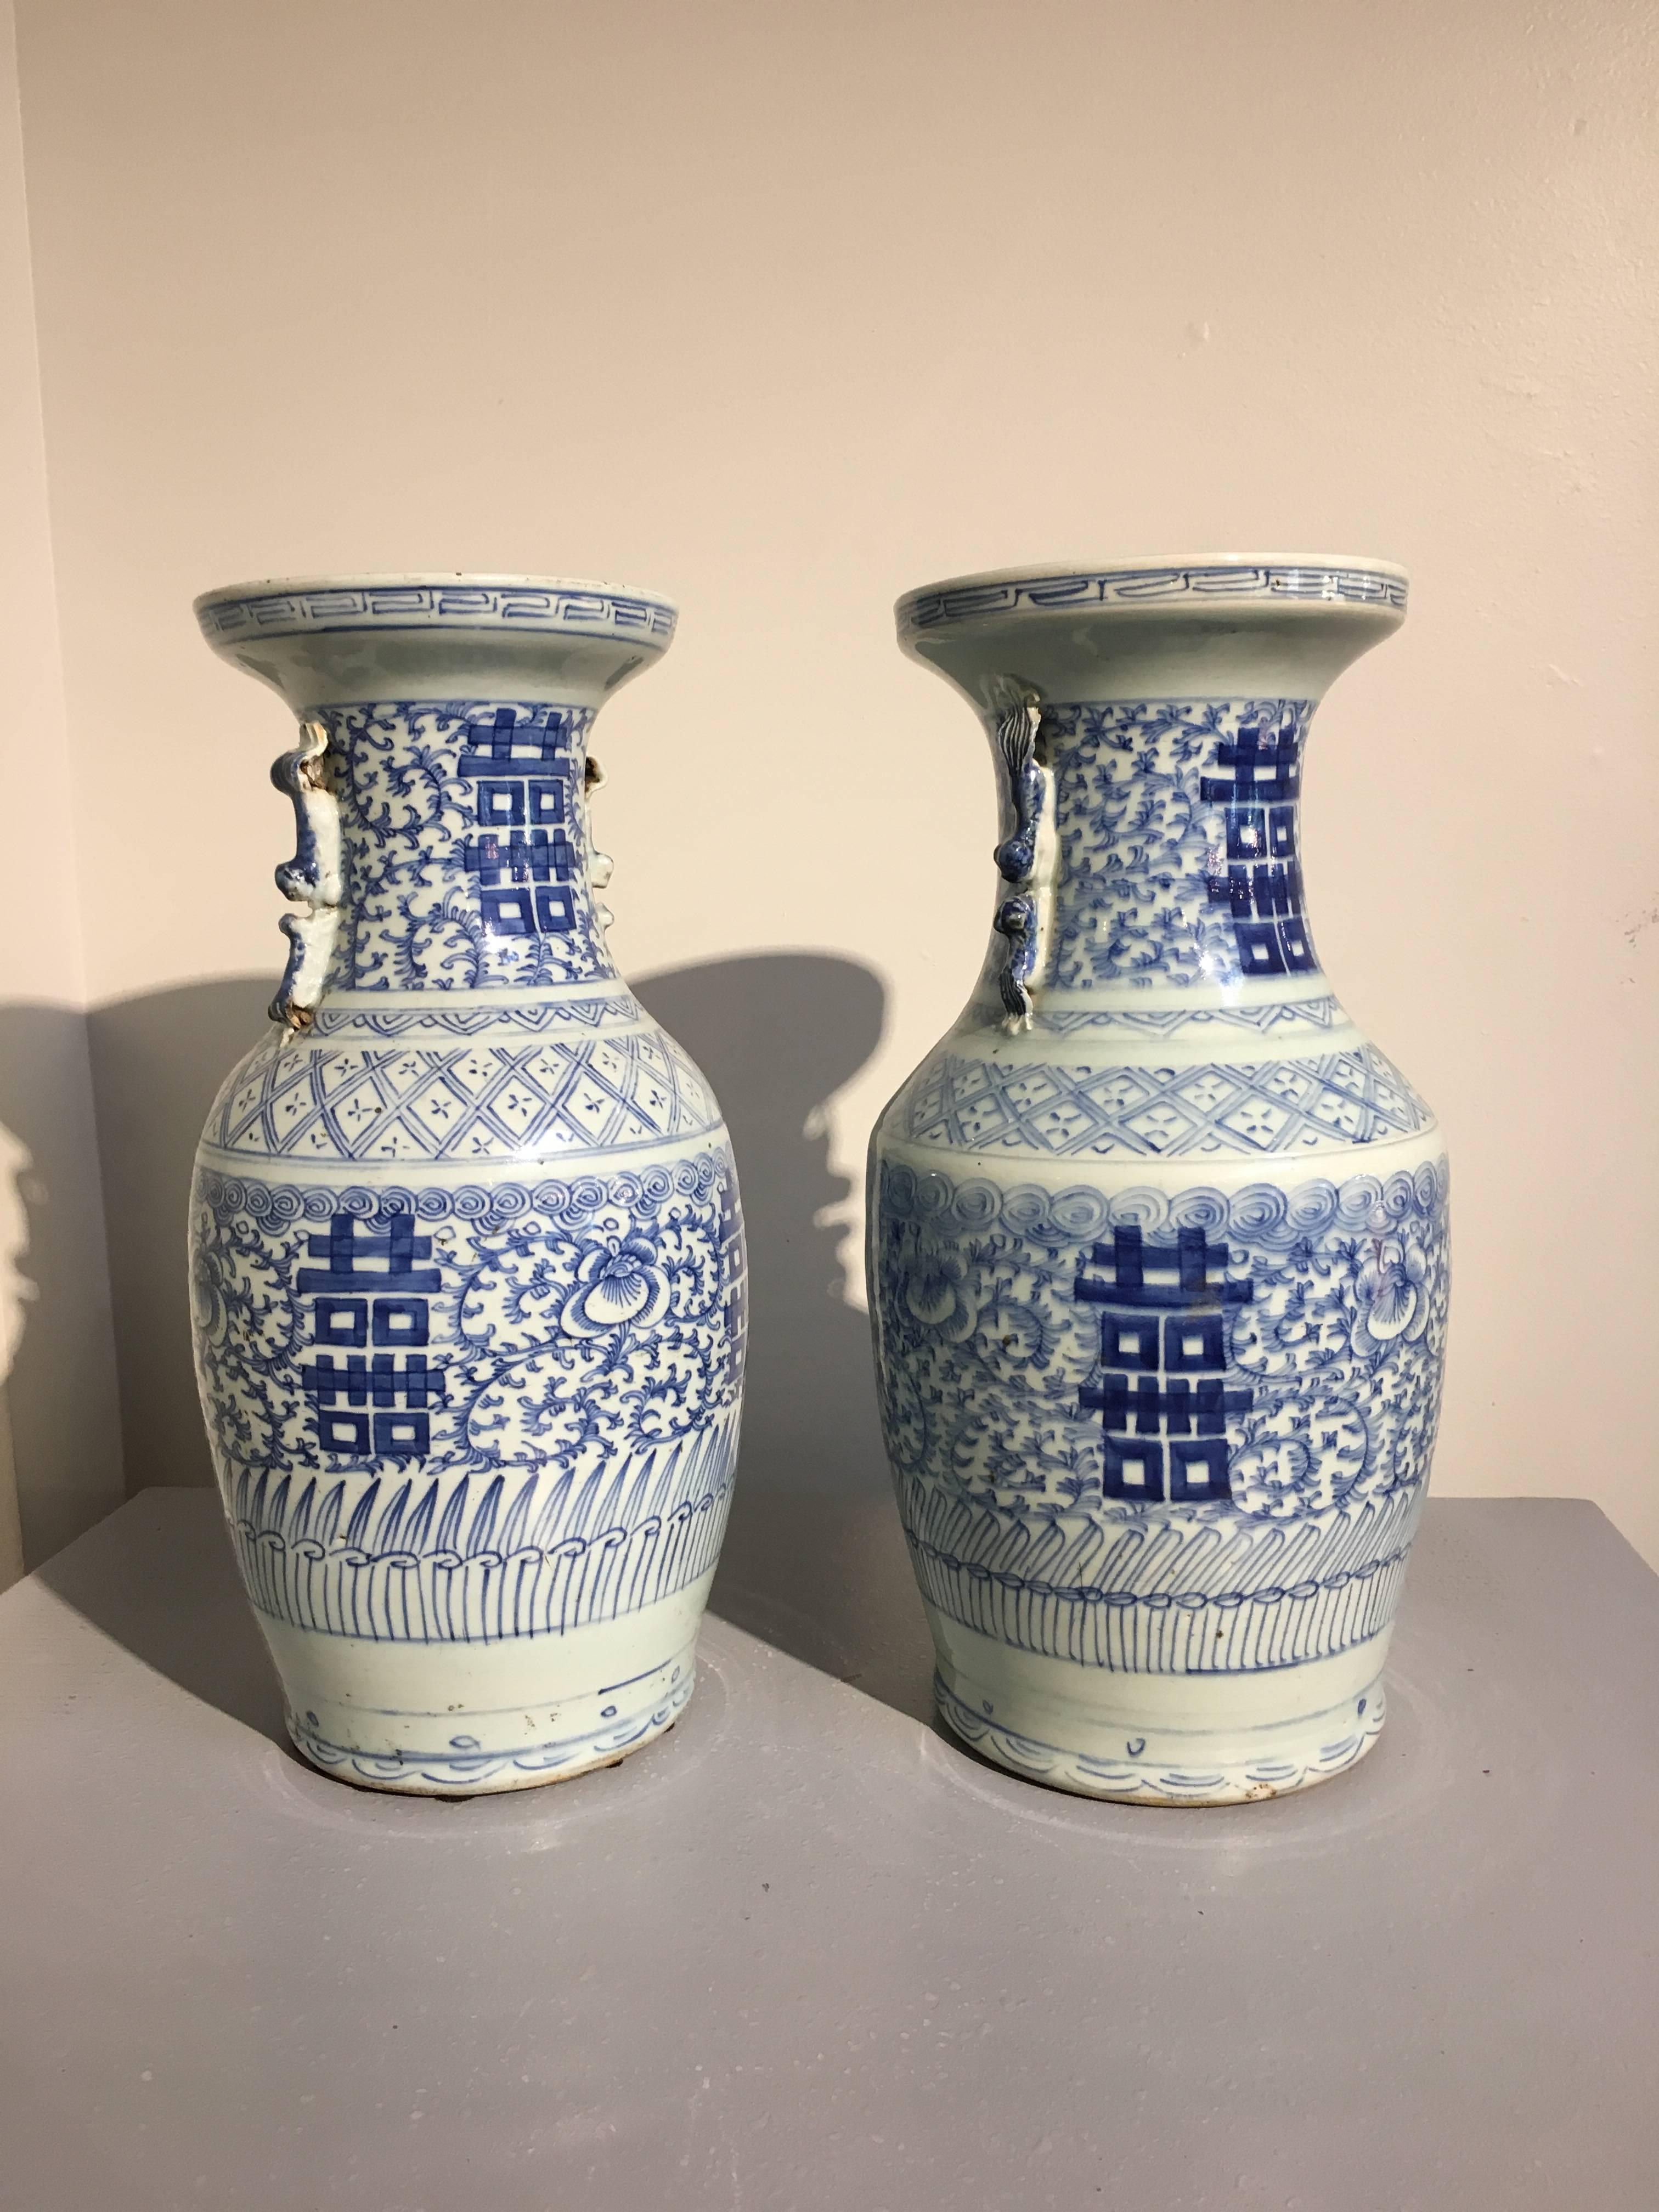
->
xmin=314 ymin=697 xmax=620 ymax=1000
xmin=980 ymin=693 xmax=1329 ymax=1022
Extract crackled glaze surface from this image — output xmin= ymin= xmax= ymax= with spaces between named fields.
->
xmin=190 ymin=575 xmax=745 ymax=1794
xmin=871 ymin=559 xmax=1446 ymax=1805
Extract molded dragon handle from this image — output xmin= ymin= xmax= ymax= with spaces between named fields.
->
xmin=585 ymin=752 xmax=615 ymax=929
xmin=269 ymin=718 xmax=342 ymax=1028
xmin=990 ymin=690 xmax=1047 ymax=1025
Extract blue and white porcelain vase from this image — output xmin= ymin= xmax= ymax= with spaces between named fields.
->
xmin=190 ymin=575 xmax=746 ymax=1795
xmin=869 ymin=558 xmax=1448 ymax=1804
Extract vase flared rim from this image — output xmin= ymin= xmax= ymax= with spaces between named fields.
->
xmin=896 ymin=555 xmax=1408 ymax=636
xmin=194 ymin=572 xmax=678 ymax=650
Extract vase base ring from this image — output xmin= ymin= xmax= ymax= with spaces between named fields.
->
xmin=259 ymin=1594 xmax=711 ymax=1798
xmin=282 ymin=1664 xmax=695 ymax=1798
xmin=932 ymin=1653 xmax=1387 ymax=1807
xmin=283 ymin=1689 xmax=689 ymax=1798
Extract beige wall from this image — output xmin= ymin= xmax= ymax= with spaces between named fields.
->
xmin=0 ymin=0 xmax=122 ymax=1573
xmin=7 ymin=2 xmax=1657 ymax=1556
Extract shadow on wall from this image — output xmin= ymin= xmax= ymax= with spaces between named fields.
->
xmin=0 ymin=1003 xmax=125 ymax=1568
xmin=78 ymin=953 xmax=935 ymax=1723
xmin=86 ymin=976 xmax=273 ymax=1499
xmin=637 ymin=955 xmax=933 ymax=1722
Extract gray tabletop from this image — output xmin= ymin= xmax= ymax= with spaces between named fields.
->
xmin=3 ymin=1489 xmax=1656 ymax=2210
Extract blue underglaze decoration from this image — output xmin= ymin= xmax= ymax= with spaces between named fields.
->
xmin=266 ymin=719 xmax=341 ymax=1025
xmin=871 ymin=1159 xmax=1448 ymax=1672
xmin=992 ymin=896 xmax=1039 ymax=1020
xmin=1042 ymin=698 xmax=1318 ymax=990
xmin=989 ymin=695 xmax=1045 ymax=1020
xmin=873 ymin=641 xmax=1437 ymax=1801
xmin=1031 ymin=998 xmax=1344 ymax=1035
xmin=197 ymin=580 xmax=676 ymax=647
xmin=318 ymin=701 xmax=608 ymax=991
xmin=191 ymin=609 xmax=742 ymax=1792
xmin=304 ymin=996 xmax=642 ymax=1038
xmin=192 ymin=1154 xmax=744 ymax=1640
xmin=1197 ymin=707 xmax=1318 ymax=978
xmin=289 ymin=1669 xmax=696 ymax=1788
xmin=269 ymin=732 xmax=326 ymax=904
xmin=900 ymin=1043 xmax=1430 ymax=1158
xmin=1077 ymin=1224 xmax=1254 ymax=1505
xmin=271 ymin=913 xmax=313 ymax=1028
xmin=992 ymin=697 xmax=1045 ymax=884
xmin=933 ymin=1674 xmax=1386 ymax=1797
xmin=896 ymin=563 xmax=1406 ymax=634
xmin=202 ymin=1028 xmax=719 ymax=1163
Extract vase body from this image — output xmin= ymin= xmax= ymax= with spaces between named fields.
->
xmin=869 ymin=560 xmax=1447 ymax=1804
xmin=190 ymin=576 xmax=745 ymax=1795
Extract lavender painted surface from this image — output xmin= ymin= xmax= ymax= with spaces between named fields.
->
xmin=5 ymin=1493 xmax=1656 ymax=2209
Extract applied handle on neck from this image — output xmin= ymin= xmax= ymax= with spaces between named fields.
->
xmin=268 ymin=718 xmax=342 ymax=1029
xmin=989 ymin=686 xmax=1054 ymax=1028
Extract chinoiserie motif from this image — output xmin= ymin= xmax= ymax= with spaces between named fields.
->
xmin=191 ymin=577 xmax=744 ymax=1794
xmin=870 ymin=560 xmax=1446 ymax=1803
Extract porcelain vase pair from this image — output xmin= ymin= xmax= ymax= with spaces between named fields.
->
xmin=193 ymin=560 xmax=1446 ymax=1805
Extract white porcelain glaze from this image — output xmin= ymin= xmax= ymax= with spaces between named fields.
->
xmin=869 ymin=558 xmax=1446 ymax=1804
xmin=190 ymin=574 xmax=745 ymax=1793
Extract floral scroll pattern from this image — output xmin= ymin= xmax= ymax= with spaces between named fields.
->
xmin=319 ymin=701 xmax=607 ymax=992
xmin=1047 ymin=697 xmax=1314 ymax=990
xmin=190 ymin=1155 xmax=744 ymax=1638
xmin=871 ymin=1160 xmax=1448 ymax=1668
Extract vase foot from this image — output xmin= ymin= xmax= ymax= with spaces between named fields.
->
xmin=285 ymin=1679 xmax=691 ymax=1797
xmin=930 ymin=1628 xmax=1389 ymax=1805
xmin=258 ymin=1582 xmax=712 ymax=1797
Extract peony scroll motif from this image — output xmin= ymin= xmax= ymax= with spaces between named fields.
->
xmin=873 ymin=1160 xmax=1448 ymax=1529
xmin=190 ymin=1152 xmax=744 ymax=1631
